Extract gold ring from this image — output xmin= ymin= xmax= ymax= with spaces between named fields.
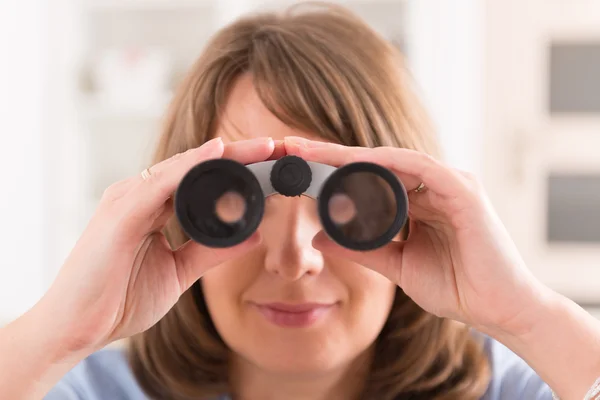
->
xmin=413 ymin=182 xmax=426 ymax=193
xmin=141 ymin=167 xmax=152 ymax=180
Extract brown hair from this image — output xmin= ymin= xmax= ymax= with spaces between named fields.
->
xmin=128 ymin=2 xmax=491 ymax=399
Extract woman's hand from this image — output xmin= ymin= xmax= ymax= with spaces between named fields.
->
xmin=284 ymin=136 xmax=600 ymax=400
xmin=284 ymin=136 xmax=547 ymax=336
xmin=39 ymin=136 xmax=281 ymax=354
xmin=0 ymin=136 xmax=286 ymax=400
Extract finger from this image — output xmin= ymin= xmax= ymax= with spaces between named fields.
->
xmin=174 ymin=232 xmax=262 ymax=291
xmin=312 ymin=230 xmax=404 ymax=286
xmin=148 ymin=198 xmax=174 ymax=232
xmin=101 ymin=177 xmax=138 ymax=202
xmin=406 ymin=192 xmax=445 ymax=224
xmin=222 ymin=136 xmax=275 ymax=164
xmin=120 ymin=137 xmax=223 ymax=219
xmin=284 ymin=136 xmax=422 ymax=192
xmin=284 ymin=136 xmax=364 ymax=167
xmin=285 ymin=136 xmax=463 ymax=197
xmin=351 ymin=147 xmax=467 ymax=198
xmin=125 ymin=137 xmax=275 ymax=223
xmin=267 ymin=139 xmax=287 ymax=160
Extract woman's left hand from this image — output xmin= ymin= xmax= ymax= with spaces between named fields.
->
xmin=284 ymin=136 xmax=549 ymax=336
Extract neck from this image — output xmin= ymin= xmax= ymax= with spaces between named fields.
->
xmin=229 ymin=350 xmax=373 ymax=400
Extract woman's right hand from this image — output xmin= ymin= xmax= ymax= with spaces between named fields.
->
xmin=38 ymin=136 xmax=278 ymax=355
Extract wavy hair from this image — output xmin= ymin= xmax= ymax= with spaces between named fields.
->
xmin=128 ymin=3 xmax=491 ymax=399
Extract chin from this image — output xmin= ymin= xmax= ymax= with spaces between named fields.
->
xmin=249 ymin=344 xmax=348 ymax=375
xmin=238 ymin=327 xmax=358 ymax=374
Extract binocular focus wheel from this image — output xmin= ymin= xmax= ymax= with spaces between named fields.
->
xmin=270 ymin=155 xmax=312 ymax=197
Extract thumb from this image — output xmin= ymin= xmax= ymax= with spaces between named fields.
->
xmin=312 ymin=231 xmax=405 ymax=285
xmin=174 ymin=232 xmax=262 ymax=291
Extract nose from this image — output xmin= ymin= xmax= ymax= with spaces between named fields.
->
xmin=262 ymin=196 xmax=325 ymax=281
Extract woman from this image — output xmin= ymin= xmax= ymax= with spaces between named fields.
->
xmin=1 ymin=3 xmax=599 ymax=400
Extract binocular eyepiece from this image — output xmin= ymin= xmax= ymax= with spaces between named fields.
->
xmin=174 ymin=155 xmax=408 ymax=251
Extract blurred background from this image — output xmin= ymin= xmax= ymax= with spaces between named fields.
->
xmin=1 ymin=0 xmax=600 ymax=325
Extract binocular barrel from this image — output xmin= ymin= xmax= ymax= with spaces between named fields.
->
xmin=175 ymin=155 xmax=408 ymax=251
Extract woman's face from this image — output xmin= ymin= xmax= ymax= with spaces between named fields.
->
xmin=201 ymin=74 xmax=397 ymax=375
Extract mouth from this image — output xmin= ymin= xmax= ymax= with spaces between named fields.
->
xmin=251 ymin=302 xmax=336 ymax=328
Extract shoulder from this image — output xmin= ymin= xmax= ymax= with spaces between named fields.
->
xmin=44 ymin=346 xmax=148 ymax=400
xmin=45 ymin=336 xmax=554 ymax=400
xmin=478 ymin=334 xmax=554 ymax=400
xmin=45 ymin=347 xmax=232 ymax=400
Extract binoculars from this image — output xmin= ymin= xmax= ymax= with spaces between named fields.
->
xmin=174 ymin=155 xmax=408 ymax=251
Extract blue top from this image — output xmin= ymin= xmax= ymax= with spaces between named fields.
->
xmin=44 ymin=336 xmax=553 ymax=400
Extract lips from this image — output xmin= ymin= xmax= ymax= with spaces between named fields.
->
xmin=252 ymin=302 xmax=335 ymax=328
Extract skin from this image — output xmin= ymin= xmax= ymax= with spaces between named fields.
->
xmin=1 ymin=73 xmax=600 ymax=400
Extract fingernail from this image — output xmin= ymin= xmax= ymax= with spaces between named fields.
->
xmin=238 ymin=137 xmax=273 ymax=148
xmin=200 ymin=137 xmax=223 ymax=153
xmin=205 ymin=137 xmax=223 ymax=146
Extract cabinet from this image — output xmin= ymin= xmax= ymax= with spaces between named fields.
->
xmin=482 ymin=0 xmax=600 ymax=304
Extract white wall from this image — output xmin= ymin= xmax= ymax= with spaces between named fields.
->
xmin=0 ymin=0 xmax=48 ymax=323
xmin=406 ymin=0 xmax=484 ymax=175
xmin=0 ymin=0 xmax=485 ymax=324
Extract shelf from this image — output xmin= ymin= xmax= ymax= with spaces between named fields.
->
xmin=85 ymin=0 xmax=213 ymax=11
xmin=85 ymin=0 xmax=408 ymax=12
xmin=78 ymin=93 xmax=173 ymax=121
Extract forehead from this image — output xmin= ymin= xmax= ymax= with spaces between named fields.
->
xmin=215 ymin=73 xmax=323 ymax=143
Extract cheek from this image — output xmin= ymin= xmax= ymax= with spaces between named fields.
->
xmin=201 ymin=257 xmax=260 ymax=341
xmin=342 ymin=266 xmax=397 ymax=343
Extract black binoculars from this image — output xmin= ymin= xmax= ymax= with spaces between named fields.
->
xmin=174 ymin=155 xmax=408 ymax=251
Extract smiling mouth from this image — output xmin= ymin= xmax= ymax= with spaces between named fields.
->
xmin=251 ymin=302 xmax=336 ymax=328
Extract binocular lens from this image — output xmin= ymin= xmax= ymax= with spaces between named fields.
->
xmin=175 ymin=159 xmax=264 ymax=248
xmin=215 ymin=191 xmax=246 ymax=223
xmin=319 ymin=163 xmax=408 ymax=250
xmin=328 ymin=193 xmax=357 ymax=225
